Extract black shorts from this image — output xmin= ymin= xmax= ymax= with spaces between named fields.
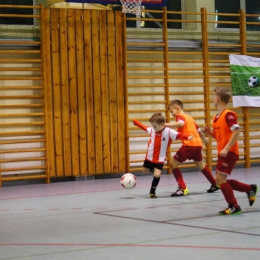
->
xmin=143 ymin=160 xmax=164 ymax=172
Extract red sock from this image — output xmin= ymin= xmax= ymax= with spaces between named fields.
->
xmin=220 ymin=182 xmax=238 ymax=207
xmin=201 ymin=166 xmax=216 ymax=186
xmin=172 ymin=168 xmax=186 ymax=189
xmin=227 ymin=179 xmax=251 ymax=193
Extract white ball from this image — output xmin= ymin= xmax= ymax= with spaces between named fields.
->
xmin=248 ymin=76 xmax=258 ymax=88
xmin=120 ymin=173 xmax=136 ymax=189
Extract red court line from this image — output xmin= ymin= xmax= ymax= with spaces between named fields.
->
xmin=0 ymin=243 xmax=260 ymax=251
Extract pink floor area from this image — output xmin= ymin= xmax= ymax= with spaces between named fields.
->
xmin=0 ymin=167 xmax=259 ymax=260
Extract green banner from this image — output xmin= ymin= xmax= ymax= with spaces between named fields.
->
xmin=229 ymin=54 xmax=260 ymax=107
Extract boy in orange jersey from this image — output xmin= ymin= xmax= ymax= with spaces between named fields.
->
xmin=202 ymin=88 xmax=257 ymax=215
xmin=133 ymin=113 xmax=193 ymax=198
xmin=165 ymin=100 xmax=219 ymax=196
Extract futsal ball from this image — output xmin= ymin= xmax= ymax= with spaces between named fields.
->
xmin=248 ymin=76 xmax=259 ymax=88
xmin=120 ymin=173 xmax=136 ymax=189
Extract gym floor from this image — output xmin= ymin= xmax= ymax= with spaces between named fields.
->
xmin=0 ymin=167 xmax=259 ymax=260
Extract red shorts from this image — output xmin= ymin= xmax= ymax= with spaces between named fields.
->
xmin=173 ymin=146 xmax=202 ymax=163
xmin=216 ymin=152 xmax=239 ymax=175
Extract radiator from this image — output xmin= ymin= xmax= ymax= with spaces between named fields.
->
xmin=0 ymin=135 xmax=45 ymax=176
xmin=129 ymin=135 xmax=148 ymax=167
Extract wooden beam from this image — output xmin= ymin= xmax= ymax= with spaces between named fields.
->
xmin=48 ymin=1 xmax=112 ymax=10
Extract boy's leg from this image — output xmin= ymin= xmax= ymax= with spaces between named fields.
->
xmin=143 ymin=160 xmax=164 ymax=198
xmin=218 ymin=172 xmax=241 ymax=215
xmin=191 ymin=148 xmax=219 ymax=193
xmin=171 ymin=159 xmax=189 ymax=196
xmin=142 ymin=167 xmax=150 ymax=174
xmin=227 ymin=179 xmax=251 ymax=192
xmin=171 ymin=147 xmax=186 ymax=189
xmin=227 ymin=180 xmax=258 ymax=206
xmin=150 ymin=168 xmax=162 ymax=198
xmin=171 ymin=147 xmax=190 ymax=196
xmin=216 ymin=154 xmax=242 ymax=215
xmin=194 ymin=161 xmax=219 ymax=192
xmin=171 ymin=169 xmax=186 ymax=188
xmin=143 ymin=160 xmax=158 ymax=198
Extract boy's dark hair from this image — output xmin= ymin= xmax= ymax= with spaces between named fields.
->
xmin=149 ymin=113 xmax=165 ymax=124
xmin=214 ymin=88 xmax=231 ymax=104
xmin=168 ymin=100 xmax=183 ymax=109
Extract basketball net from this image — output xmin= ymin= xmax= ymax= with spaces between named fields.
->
xmin=120 ymin=0 xmax=142 ymax=15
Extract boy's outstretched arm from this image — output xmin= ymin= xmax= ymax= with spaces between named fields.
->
xmin=133 ymin=119 xmax=148 ymax=132
xmin=201 ymin=125 xmax=216 ymax=139
xmin=199 ymin=131 xmax=209 ymax=144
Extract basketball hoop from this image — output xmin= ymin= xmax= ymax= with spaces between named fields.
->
xmin=120 ymin=0 xmax=142 ymax=15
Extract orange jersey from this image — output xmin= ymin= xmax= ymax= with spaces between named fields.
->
xmin=176 ymin=113 xmax=202 ymax=147
xmin=213 ymin=109 xmax=239 ymax=156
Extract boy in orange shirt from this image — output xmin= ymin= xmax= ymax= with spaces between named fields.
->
xmin=165 ymin=100 xmax=218 ymax=196
xmin=133 ymin=113 xmax=193 ymax=198
xmin=202 ymin=88 xmax=257 ymax=214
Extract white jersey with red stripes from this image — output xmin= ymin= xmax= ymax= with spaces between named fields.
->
xmin=145 ymin=126 xmax=178 ymax=163
xmin=133 ymin=120 xmax=179 ymax=164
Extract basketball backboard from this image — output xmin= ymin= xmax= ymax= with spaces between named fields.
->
xmin=67 ymin=0 xmax=166 ymax=6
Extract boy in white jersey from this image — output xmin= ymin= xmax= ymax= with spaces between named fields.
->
xmin=133 ymin=113 xmax=193 ymax=198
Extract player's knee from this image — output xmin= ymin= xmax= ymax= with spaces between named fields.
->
xmin=195 ymin=161 xmax=204 ymax=171
xmin=171 ymin=159 xmax=179 ymax=168
xmin=142 ymin=168 xmax=149 ymax=174
xmin=153 ymin=169 xmax=162 ymax=178
xmin=216 ymin=172 xmax=226 ymax=185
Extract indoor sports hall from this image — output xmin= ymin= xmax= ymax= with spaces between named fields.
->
xmin=0 ymin=0 xmax=260 ymax=259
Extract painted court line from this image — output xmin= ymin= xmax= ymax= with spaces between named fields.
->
xmin=0 ymin=174 xmax=259 ymax=201
xmin=94 ymin=210 xmax=260 ymax=237
xmin=0 ymin=243 xmax=260 ymax=251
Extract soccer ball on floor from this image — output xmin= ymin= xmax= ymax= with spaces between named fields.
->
xmin=248 ymin=76 xmax=259 ymax=88
xmin=120 ymin=173 xmax=136 ymax=189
